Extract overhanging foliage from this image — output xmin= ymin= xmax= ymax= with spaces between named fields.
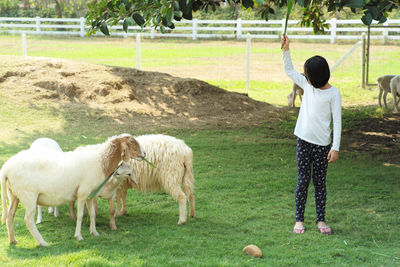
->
xmin=85 ymin=0 xmax=400 ymax=36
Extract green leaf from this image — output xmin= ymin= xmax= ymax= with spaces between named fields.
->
xmin=361 ymin=12 xmax=373 ymax=25
xmin=174 ymin=10 xmax=183 ymax=18
xmin=132 ymin=13 xmax=145 ymax=26
xmin=123 ymin=18 xmax=128 ymax=33
xmin=242 ymin=0 xmax=254 ymax=9
xmin=100 ymin=23 xmax=110 ymax=35
xmin=166 ymin=8 xmax=173 ymax=24
xmin=343 ymin=0 xmax=364 ymax=9
xmin=281 ymin=0 xmax=295 ymax=49
xmin=378 ymin=15 xmax=387 ymax=24
xmin=173 ymin=1 xmax=180 ymax=10
xmin=160 ymin=25 xmax=166 ymax=34
xmin=367 ymin=6 xmax=379 ymax=20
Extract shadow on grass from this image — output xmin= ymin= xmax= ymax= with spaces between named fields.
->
xmin=341 ymin=105 xmax=400 ymax=165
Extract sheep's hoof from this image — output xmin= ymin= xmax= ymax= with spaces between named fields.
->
xmin=9 ymin=239 xmax=17 ymax=245
xmin=36 ymin=220 xmax=42 ymax=224
xmin=75 ymin=235 xmax=83 ymax=241
xmin=39 ymin=241 xmax=49 ymax=247
xmin=110 ymin=224 xmax=117 ymax=230
xmin=91 ymin=230 xmax=99 ymax=236
xmin=177 ymin=220 xmax=186 ymax=225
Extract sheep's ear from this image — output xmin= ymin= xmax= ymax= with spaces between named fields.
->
xmin=121 ymin=142 xmax=131 ymax=162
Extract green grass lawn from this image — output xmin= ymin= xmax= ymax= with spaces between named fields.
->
xmin=0 ymin=35 xmax=399 ymax=266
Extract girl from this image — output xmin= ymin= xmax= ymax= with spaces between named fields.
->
xmin=281 ymin=35 xmax=342 ymax=235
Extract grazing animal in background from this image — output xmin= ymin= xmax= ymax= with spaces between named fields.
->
xmin=287 ymin=82 xmax=304 ymax=107
xmin=1 ymin=134 xmax=145 ymax=246
xmin=390 ymin=75 xmax=400 ymax=113
xmin=115 ymin=134 xmax=195 ymax=225
xmin=377 ymin=75 xmax=396 ymax=109
xmin=29 ymin=137 xmax=62 ymax=224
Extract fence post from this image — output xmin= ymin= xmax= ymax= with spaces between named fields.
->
xmin=35 ymin=16 xmax=41 ymax=33
xmin=79 ymin=17 xmax=85 ymax=37
xmin=236 ymin=18 xmax=242 ymax=40
xmin=281 ymin=18 xmax=285 ymax=35
xmin=361 ymin=33 xmax=366 ymax=89
xmin=246 ymin=33 xmax=251 ymax=95
xmin=136 ymin=33 xmax=141 ymax=70
xmin=192 ymin=19 xmax=198 ymax=40
xmin=22 ymin=33 xmax=27 ymax=57
xmin=382 ymin=20 xmax=388 ymax=45
xmin=330 ymin=18 xmax=337 ymax=44
xmin=151 ymin=27 xmax=155 ymax=39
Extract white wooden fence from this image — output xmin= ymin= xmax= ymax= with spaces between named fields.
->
xmin=1 ymin=17 xmax=400 ymax=43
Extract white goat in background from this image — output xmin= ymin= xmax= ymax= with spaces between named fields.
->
xmin=377 ymin=75 xmax=396 ymax=109
xmin=29 ymin=137 xmax=62 ymax=224
xmin=390 ymin=75 xmax=400 ymax=113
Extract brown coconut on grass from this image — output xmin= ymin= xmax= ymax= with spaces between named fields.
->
xmin=243 ymin=244 xmax=263 ymax=258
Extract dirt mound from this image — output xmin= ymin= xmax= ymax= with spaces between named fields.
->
xmin=0 ymin=56 xmax=284 ymax=130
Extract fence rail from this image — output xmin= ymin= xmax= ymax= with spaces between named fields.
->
xmin=1 ymin=17 xmax=400 ymax=43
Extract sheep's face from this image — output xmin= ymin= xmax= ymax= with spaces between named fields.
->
xmin=114 ymin=162 xmax=135 ymax=184
xmin=120 ymin=135 xmax=146 ymax=162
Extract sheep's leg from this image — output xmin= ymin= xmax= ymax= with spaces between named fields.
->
xmin=292 ymin=90 xmax=297 ymax=107
xmin=74 ymin=199 xmax=85 ymax=241
xmin=36 ymin=205 xmax=43 ymax=224
xmin=116 ymin=186 xmax=128 ymax=216
xmin=94 ymin=198 xmax=98 ymax=215
xmin=177 ymin=190 xmax=188 ymax=225
xmin=165 ymin=184 xmax=187 ymax=225
xmin=48 ymin=207 xmax=53 ymax=214
xmin=120 ymin=188 xmax=128 ymax=216
xmin=189 ymin=194 xmax=195 ymax=218
xmin=6 ymin=193 xmax=19 ymax=244
xmin=108 ymin=197 xmax=117 ymax=230
xmin=69 ymin=201 xmax=76 ymax=220
xmin=393 ymin=91 xmax=399 ymax=113
xmin=86 ymin=199 xmax=99 ymax=236
xmin=21 ymin=193 xmax=49 ymax=246
xmin=182 ymin=183 xmax=195 ymax=218
xmin=53 ymin=206 xmax=59 ymax=217
xmin=378 ymin=87 xmax=383 ymax=107
xmin=383 ymin=91 xmax=389 ymax=108
xmin=115 ymin=190 xmax=122 ymax=216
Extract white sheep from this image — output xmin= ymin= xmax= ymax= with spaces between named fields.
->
xmin=377 ymin=75 xmax=396 ymax=109
xmin=115 ymin=134 xmax=195 ymax=225
xmin=390 ymin=75 xmax=400 ymax=113
xmin=69 ymin=161 xmax=134 ymax=230
xmin=29 ymin=137 xmax=62 ymax=224
xmin=1 ymin=134 xmax=145 ymax=246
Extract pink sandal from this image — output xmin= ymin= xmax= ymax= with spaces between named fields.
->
xmin=318 ymin=225 xmax=332 ymax=235
xmin=293 ymin=226 xmax=305 ymax=234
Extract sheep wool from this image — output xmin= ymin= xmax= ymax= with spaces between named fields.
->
xmin=115 ymin=134 xmax=195 ymax=225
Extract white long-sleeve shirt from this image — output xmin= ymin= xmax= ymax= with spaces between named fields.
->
xmin=282 ymin=50 xmax=342 ymax=151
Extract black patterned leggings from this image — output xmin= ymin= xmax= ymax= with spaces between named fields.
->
xmin=295 ymin=138 xmax=331 ymax=222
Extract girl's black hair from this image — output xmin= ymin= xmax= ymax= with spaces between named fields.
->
xmin=303 ymin=55 xmax=330 ymax=88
